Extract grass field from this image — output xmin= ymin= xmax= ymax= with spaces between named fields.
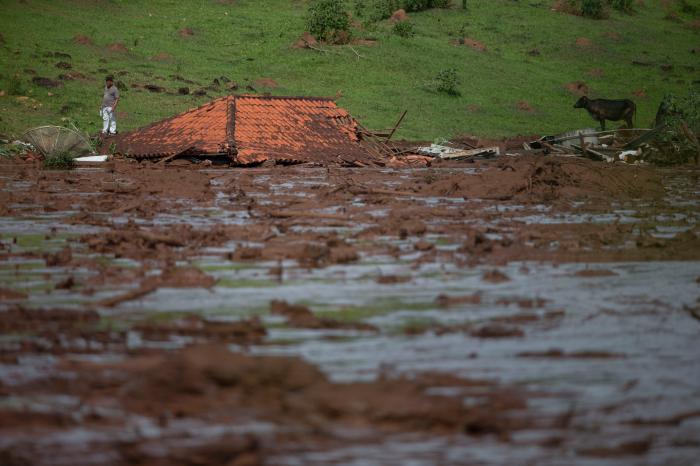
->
xmin=0 ymin=0 xmax=698 ymax=141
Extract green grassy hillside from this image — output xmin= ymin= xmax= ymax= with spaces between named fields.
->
xmin=0 ymin=0 xmax=698 ymax=141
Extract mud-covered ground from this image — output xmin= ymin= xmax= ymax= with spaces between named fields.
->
xmin=1 ymin=155 xmax=699 ymax=465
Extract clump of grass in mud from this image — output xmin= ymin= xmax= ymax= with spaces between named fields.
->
xmin=314 ymin=299 xmax=436 ymax=322
xmin=42 ymin=152 xmax=75 ymax=170
xmin=0 ymin=141 xmax=28 ymax=159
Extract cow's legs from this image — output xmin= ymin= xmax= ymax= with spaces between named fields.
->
xmin=599 ymin=119 xmax=606 ymax=131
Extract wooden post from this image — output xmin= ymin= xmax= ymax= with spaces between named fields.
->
xmin=385 ymin=110 xmax=408 ymax=142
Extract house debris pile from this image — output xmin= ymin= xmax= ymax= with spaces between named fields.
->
xmin=110 ymin=95 xmax=391 ymax=166
xmin=524 ymin=126 xmax=667 ymax=163
xmin=398 ymin=123 xmax=698 ymax=166
xmin=8 ymin=94 xmax=696 ymax=168
xmin=415 ymin=143 xmax=500 ymax=161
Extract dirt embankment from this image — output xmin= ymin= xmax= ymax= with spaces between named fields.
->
xmin=404 ymin=156 xmax=664 ymax=202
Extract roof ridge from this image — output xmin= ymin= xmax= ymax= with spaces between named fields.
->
xmin=234 ymin=94 xmax=337 ymax=102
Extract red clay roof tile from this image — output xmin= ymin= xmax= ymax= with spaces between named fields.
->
xmin=113 ymin=95 xmax=374 ymax=164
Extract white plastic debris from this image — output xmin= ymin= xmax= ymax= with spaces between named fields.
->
xmin=416 ymin=144 xmax=500 ymax=159
xmin=75 ymin=155 xmax=109 ymax=162
xmin=618 ymin=150 xmax=638 ymax=162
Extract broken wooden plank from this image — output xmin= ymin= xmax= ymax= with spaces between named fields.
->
xmin=439 ymin=146 xmax=501 ymax=160
xmin=570 ymin=144 xmax=607 ymax=161
xmin=157 ymin=146 xmax=195 ymax=165
xmin=622 ymin=125 xmax=666 ymax=150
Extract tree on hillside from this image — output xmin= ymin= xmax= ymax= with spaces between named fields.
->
xmin=307 ymin=0 xmax=351 ymax=44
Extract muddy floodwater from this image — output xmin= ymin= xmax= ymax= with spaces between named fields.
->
xmin=1 ymin=156 xmax=699 ymax=465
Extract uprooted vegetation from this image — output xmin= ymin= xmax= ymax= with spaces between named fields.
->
xmin=42 ymin=151 xmax=75 ymax=170
xmin=646 ymin=89 xmax=700 ymax=165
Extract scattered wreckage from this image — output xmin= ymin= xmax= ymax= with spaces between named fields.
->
xmin=4 ymin=94 xmax=698 ymax=167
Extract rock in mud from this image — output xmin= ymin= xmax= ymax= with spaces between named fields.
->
xmin=482 ymin=269 xmax=511 ymax=283
xmin=399 ymin=219 xmax=427 ymax=238
xmin=44 ymin=247 xmax=72 ymax=266
xmin=158 ymin=266 xmax=217 ymax=288
xmin=231 ymin=246 xmax=262 ymax=261
xmin=471 ymin=324 xmax=524 ymax=338
xmin=329 ymin=245 xmax=359 ymax=263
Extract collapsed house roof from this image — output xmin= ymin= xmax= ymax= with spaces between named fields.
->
xmin=113 ymin=95 xmax=382 ymax=165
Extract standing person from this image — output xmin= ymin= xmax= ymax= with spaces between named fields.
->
xmin=101 ymin=75 xmax=120 ymax=136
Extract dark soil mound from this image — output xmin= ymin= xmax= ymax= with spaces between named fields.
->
xmin=404 ymin=156 xmax=664 ymax=202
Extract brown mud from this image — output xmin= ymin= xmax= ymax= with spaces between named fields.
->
xmin=0 ymin=155 xmax=699 ymax=465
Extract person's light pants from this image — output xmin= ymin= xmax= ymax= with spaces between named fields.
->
xmin=101 ymin=106 xmax=117 ymax=134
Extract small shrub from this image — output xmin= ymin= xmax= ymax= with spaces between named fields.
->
xmin=403 ymin=0 xmax=430 ymax=11
xmin=555 ymin=0 xmax=609 ymax=18
xmin=403 ymin=0 xmax=452 ymax=9
xmin=6 ymin=73 xmax=26 ymax=96
xmin=356 ymin=0 xmax=450 ymax=21
xmin=434 ymin=68 xmax=460 ymax=96
xmin=392 ymin=20 xmax=415 ymax=37
xmin=554 ymin=0 xmax=581 ymax=15
xmin=581 ymin=0 xmax=605 ymax=18
xmin=354 ymin=0 xmax=367 ymax=17
xmin=608 ymin=0 xmax=633 ymax=12
xmin=307 ymin=0 xmax=351 ymax=44
xmin=366 ymin=0 xmax=399 ymax=22
xmin=43 ymin=152 xmax=76 ymax=170
xmin=678 ymin=0 xmax=698 ymax=16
